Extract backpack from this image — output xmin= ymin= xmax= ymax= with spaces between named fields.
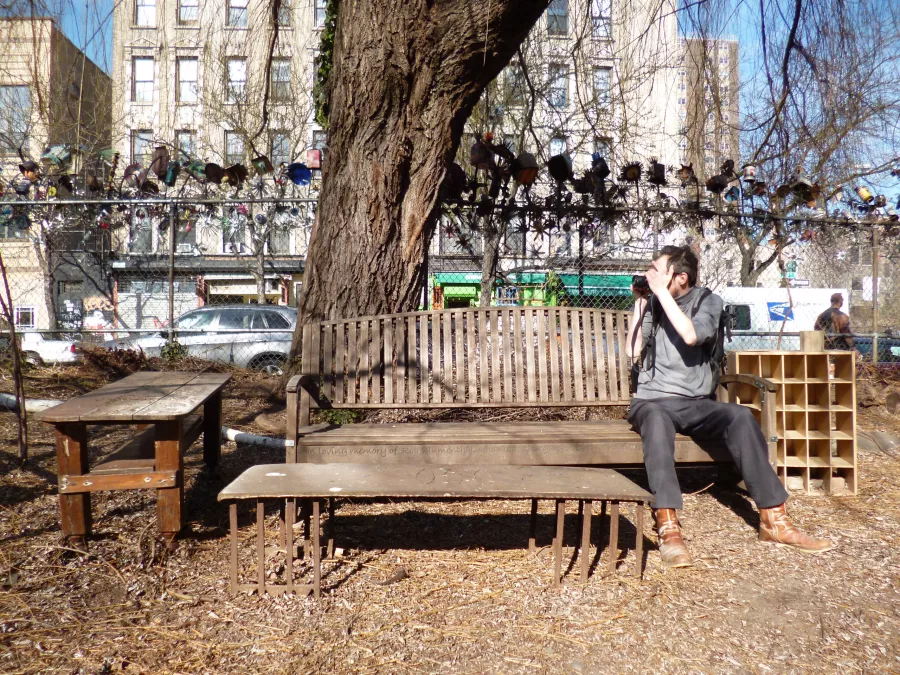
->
xmin=814 ymin=307 xmax=835 ymax=332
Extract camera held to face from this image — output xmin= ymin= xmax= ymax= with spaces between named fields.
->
xmin=632 ymin=274 xmax=650 ymax=292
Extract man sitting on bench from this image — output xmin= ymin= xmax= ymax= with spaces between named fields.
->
xmin=625 ymin=245 xmax=833 ymax=568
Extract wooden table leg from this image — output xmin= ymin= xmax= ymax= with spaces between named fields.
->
xmin=528 ymin=499 xmax=538 ymax=552
xmin=203 ymin=392 xmax=222 ymax=469
xmin=155 ymin=420 xmax=184 ymax=549
xmin=312 ymin=499 xmax=321 ymax=599
xmin=229 ymin=502 xmax=238 ymax=593
xmin=635 ymin=501 xmax=644 ymax=579
xmin=608 ymin=501 xmax=620 ymax=575
xmin=580 ymin=500 xmax=592 ymax=583
xmin=54 ymin=423 xmax=91 ymax=548
xmin=553 ymin=499 xmax=565 ymax=587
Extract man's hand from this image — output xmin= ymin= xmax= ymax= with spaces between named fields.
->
xmin=645 ymin=261 xmax=674 ymax=296
xmin=631 ymin=282 xmax=650 ymax=300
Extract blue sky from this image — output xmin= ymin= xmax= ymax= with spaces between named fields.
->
xmin=57 ymin=0 xmax=113 ymax=73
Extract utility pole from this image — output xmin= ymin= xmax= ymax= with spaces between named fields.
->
xmin=872 ymin=225 xmax=879 ymax=364
xmin=168 ymin=201 xmax=176 ymax=341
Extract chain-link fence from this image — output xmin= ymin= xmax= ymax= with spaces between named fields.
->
xmin=430 ymin=204 xmax=900 ymax=361
xmin=0 ymin=197 xmax=898 ymax=373
xmin=0 ymin=196 xmax=315 ymax=373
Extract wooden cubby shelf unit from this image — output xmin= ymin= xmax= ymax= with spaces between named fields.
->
xmin=728 ymin=351 xmax=857 ymax=495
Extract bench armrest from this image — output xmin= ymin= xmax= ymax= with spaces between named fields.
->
xmin=719 ymin=374 xmax=778 ymax=394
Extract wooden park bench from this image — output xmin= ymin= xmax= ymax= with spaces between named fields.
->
xmin=286 ymin=307 xmax=778 ymax=468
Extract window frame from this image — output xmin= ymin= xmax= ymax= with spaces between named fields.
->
xmin=134 ymin=0 xmax=156 ymax=27
xmin=277 ymin=0 xmax=292 ymax=26
xmin=176 ymin=56 xmax=198 ymax=104
xmin=227 ymin=0 xmax=249 ymax=28
xmin=548 ymin=63 xmax=568 ymax=109
xmin=549 ymin=136 xmax=567 ymax=157
xmin=14 ymin=306 xmax=35 ymax=329
xmin=314 ymin=0 xmax=327 ymax=28
xmin=547 ymin=0 xmax=569 ymax=36
xmin=0 ymin=85 xmax=31 ymax=156
xmin=131 ymin=129 xmax=153 ymax=166
xmin=225 ymin=57 xmax=247 ymax=103
xmin=271 ymin=58 xmax=291 ymax=101
xmin=590 ymin=0 xmax=611 ymax=40
xmin=225 ymin=130 xmax=245 ymax=166
xmin=132 ymin=56 xmax=154 ymax=103
xmin=177 ymin=0 xmax=199 ymax=25
xmin=270 ymin=131 xmax=291 ymax=167
xmin=592 ymin=66 xmax=611 ymax=107
xmin=175 ymin=129 xmax=195 ymax=160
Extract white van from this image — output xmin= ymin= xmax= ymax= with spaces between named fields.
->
xmin=717 ymin=287 xmax=849 ymax=352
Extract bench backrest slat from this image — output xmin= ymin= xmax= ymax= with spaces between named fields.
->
xmin=296 ymin=307 xmax=632 ymax=424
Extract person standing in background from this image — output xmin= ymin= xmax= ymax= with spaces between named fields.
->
xmin=814 ymin=293 xmax=854 ymax=350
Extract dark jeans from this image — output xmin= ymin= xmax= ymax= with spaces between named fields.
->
xmin=627 ymin=396 xmax=789 ymax=510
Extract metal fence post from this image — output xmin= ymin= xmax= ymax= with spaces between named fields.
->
xmin=872 ymin=225 xmax=879 ymax=364
xmin=168 ymin=200 xmax=176 ymax=342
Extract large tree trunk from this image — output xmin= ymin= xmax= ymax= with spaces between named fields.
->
xmin=292 ymin=0 xmax=550 ymax=354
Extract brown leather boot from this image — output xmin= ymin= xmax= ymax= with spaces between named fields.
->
xmin=654 ymin=508 xmax=693 ymax=568
xmin=759 ymin=504 xmax=834 ymax=553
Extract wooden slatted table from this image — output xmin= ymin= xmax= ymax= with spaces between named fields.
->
xmin=37 ymin=371 xmax=231 ymax=549
xmin=218 ymin=463 xmax=652 ymax=598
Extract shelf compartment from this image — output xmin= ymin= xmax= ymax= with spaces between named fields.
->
xmin=759 ymin=354 xmax=784 ymax=382
xmin=784 ymin=354 xmax=806 ymax=381
xmin=807 ymin=354 xmax=830 ymax=382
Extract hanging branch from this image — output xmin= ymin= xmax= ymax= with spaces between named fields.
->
xmin=0 ymin=250 xmax=29 ymax=462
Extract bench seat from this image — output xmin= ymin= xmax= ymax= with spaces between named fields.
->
xmin=296 ymin=419 xmax=731 ymax=465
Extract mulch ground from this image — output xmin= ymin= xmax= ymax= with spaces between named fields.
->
xmin=1 ymin=355 xmax=899 ymax=674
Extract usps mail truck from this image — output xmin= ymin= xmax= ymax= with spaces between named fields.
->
xmin=717 ymin=287 xmax=850 ymax=352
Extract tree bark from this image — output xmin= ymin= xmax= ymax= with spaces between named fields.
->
xmin=292 ymin=0 xmax=551 ymax=357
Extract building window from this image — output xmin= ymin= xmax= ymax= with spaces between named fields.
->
xmin=505 ymin=64 xmax=525 ymax=107
xmin=227 ymin=0 xmax=248 ymax=27
xmin=277 ymin=0 xmax=292 ymax=26
xmin=270 ymin=132 xmax=290 ymax=167
xmin=135 ymin=0 xmax=156 ymax=26
xmin=175 ymin=130 xmax=195 ymax=159
xmin=0 ymin=86 xmax=31 ymax=156
xmin=548 ymin=63 xmax=567 ymax=108
xmin=314 ymin=0 xmax=327 ymax=27
xmin=178 ymin=0 xmax=199 ymax=24
xmin=131 ymin=129 xmax=153 ymax=165
xmin=549 ymin=136 xmax=566 ymax=156
xmin=226 ymin=58 xmax=246 ymax=103
xmin=177 ymin=57 xmax=198 ymax=103
xmin=14 ymin=307 xmax=35 ymax=329
xmin=590 ymin=0 xmax=611 ymax=39
xmin=593 ymin=137 xmax=612 ymax=168
xmin=271 ymin=58 xmax=291 ymax=101
xmin=593 ymin=66 xmax=611 ymax=107
xmin=225 ymin=131 xmax=245 ymax=165
xmin=132 ymin=57 xmax=154 ymax=103
xmin=312 ymin=129 xmax=326 ymax=150
xmin=547 ymin=0 xmax=568 ymax=36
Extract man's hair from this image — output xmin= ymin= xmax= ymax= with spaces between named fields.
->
xmin=831 ymin=293 xmax=843 ymax=305
xmin=657 ymin=245 xmax=698 ymax=287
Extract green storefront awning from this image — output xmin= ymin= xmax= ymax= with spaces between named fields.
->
xmin=433 ymin=272 xmax=634 ymax=298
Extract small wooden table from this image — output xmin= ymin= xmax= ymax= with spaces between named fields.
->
xmin=218 ymin=464 xmax=652 ymax=597
xmin=37 ymin=371 xmax=231 ymax=548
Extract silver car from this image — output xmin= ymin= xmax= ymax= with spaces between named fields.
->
xmin=104 ymin=304 xmax=297 ymax=373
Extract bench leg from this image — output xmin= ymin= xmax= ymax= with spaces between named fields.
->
xmin=608 ymin=500 xmax=620 ymax=576
xmin=326 ymin=498 xmax=335 ymax=559
xmin=553 ymin=499 xmax=565 ymax=587
xmin=285 ymin=498 xmax=295 ymax=593
xmin=580 ymin=500 xmax=592 ymax=583
xmin=203 ymin=392 xmax=222 ymax=469
xmin=257 ymin=500 xmax=266 ymax=595
xmin=300 ymin=499 xmax=312 ymax=559
xmin=528 ymin=499 xmax=538 ymax=552
xmin=54 ymin=423 xmax=91 ymax=549
xmin=635 ymin=501 xmax=644 ymax=580
xmin=312 ymin=499 xmax=321 ymax=599
xmin=156 ymin=420 xmax=184 ymax=549
xmin=229 ymin=502 xmax=238 ymax=593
